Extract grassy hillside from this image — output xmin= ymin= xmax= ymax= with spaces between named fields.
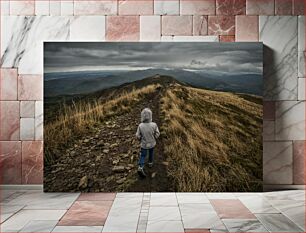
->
xmin=160 ymin=83 xmax=263 ymax=192
xmin=44 ymin=75 xmax=263 ymax=192
xmin=44 ymin=84 xmax=161 ymax=164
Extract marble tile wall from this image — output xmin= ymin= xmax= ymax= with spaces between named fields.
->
xmin=0 ymin=0 xmax=305 ymax=186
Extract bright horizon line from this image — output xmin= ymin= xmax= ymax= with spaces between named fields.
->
xmin=44 ymin=66 xmax=159 ymax=74
xmin=44 ymin=67 xmax=261 ymax=76
xmin=44 ymin=67 xmax=193 ymax=74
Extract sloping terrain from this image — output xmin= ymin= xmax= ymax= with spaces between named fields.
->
xmin=160 ymin=84 xmax=263 ymax=192
xmin=44 ymin=76 xmax=175 ymax=192
xmin=44 ymin=75 xmax=262 ymax=192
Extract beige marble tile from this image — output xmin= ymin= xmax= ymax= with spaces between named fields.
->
xmin=70 ymin=16 xmax=106 ymax=41
xmin=61 ymin=1 xmax=73 ymax=16
xmin=20 ymin=118 xmax=35 ymax=140
xmin=154 ymin=0 xmax=179 ymax=15
xmin=140 ymin=16 xmax=161 ymax=41
xmin=20 ymin=101 xmax=35 ymax=118
xmin=0 ymin=68 xmax=18 ymax=100
xmin=1 ymin=0 xmax=10 ymax=15
xmin=10 ymin=0 xmax=34 ymax=15
xmin=35 ymin=1 xmax=50 ymax=15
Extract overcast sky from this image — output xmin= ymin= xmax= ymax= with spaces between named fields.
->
xmin=44 ymin=42 xmax=263 ymax=75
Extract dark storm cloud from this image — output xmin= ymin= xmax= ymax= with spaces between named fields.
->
xmin=44 ymin=42 xmax=263 ymax=75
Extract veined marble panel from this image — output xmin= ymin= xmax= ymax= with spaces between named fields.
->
xmin=0 ymin=209 xmax=66 ymax=232
xmin=298 ymin=78 xmax=305 ymax=100
xmin=238 ymin=196 xmax=279 ymax=214
xmin=268 ymin=200 xmax=305 ymax=230
xmin=256 ymin=213 xmax=303 ymax=232
xmin=193 ymin=16 xmax=208 ymax=36
xmin=21 ymin=141 xmax=43 ymax=184
xmin=0 ymin=141 xmax=22 ymax=184
xmin=263 ymin=120 xmax=275 ymax=141
xmin=10 ymin=1 xmax=35 ymax=15
xmin=74 ymin=1 xmax=117 ymax=15
xmin=1 ymin=204 xmax=25 ymax=223
xmin=223 ymin=219 xmax=268 ymax=232
xmin=20 ymin=101 xmax=35 ymax=118
xmin=259 ymin=16 xmax=298 ymax=100
xmin=263 ymin=141 xmax=293 ymax=184
xmin=208 ymin=16 xmax=235 ymax=36
xmin=216 ymin=0 xmax=246 ymax=15
xmin=1 ymin=16 xmax=70 ymax=74
xmin=180 ymin=204 xmax=219 ymax=229
xmin=35 ymin=101 xmax=43 ymax=140
xmin=20 ymin=220 xmax=58 ymax=232
xmin=275 ymin=101 xmax=305 ymax=140
xmin=102 ymin=195 xmax=142 ymax=232
xmin=298 ymin=16 xmax=305 ymax=78
xmin=7 ymin=191 xmax=79 ymax=209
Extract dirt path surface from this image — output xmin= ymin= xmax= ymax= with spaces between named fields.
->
xmin=44 ymin=88 xmax=171 ymax=192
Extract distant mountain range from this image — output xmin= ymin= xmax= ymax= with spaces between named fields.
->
xmin=44 ymin=69 xmax=262 ymax=97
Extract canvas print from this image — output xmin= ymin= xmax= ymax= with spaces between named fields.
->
xmin=44 ymin=42 xmax=263 ymax=192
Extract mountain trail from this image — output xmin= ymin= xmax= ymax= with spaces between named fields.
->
xmin=44 ymin=86 xmax=171 ymax=192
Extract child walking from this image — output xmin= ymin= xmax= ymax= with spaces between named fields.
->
xmin=136 ymin=108 xmax=160 ymax=177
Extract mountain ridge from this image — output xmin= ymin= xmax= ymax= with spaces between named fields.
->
xmin=44 ymin=68 xmax=262 ymax=97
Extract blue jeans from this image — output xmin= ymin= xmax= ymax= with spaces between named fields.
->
xmin=138 ymin=148 xmax=154 ymax=168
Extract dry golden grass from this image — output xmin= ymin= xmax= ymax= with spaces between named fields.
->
xmin=160 ymin=84 xmax=263 ymax=192
xmin=45 ymin=84 xmax=160 ymax=164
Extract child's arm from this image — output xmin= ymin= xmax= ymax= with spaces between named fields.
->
xmin=136 ymin=125 xmax=142 ymax=140
xmin=154 ymin=125 xmax=160 ymax=139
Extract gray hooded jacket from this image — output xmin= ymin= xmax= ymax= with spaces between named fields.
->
xmin=136 ymin=108 xmax=160 ymax=149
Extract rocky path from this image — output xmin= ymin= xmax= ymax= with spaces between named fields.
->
xmin=44 ymin=88 xmax=171 ymax=192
